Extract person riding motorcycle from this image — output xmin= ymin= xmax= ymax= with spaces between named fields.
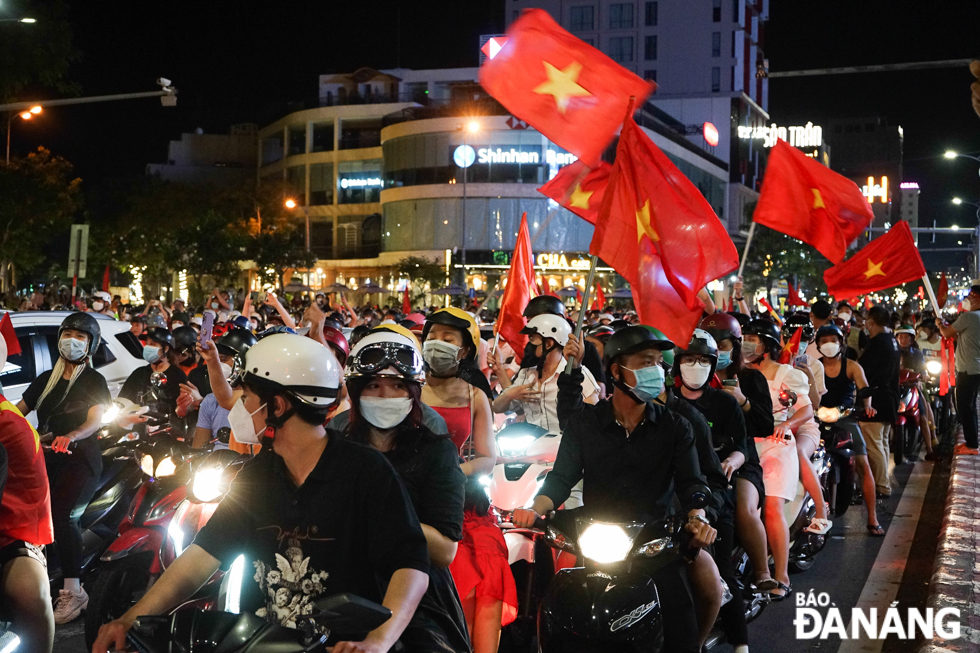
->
xmin=342 ymin=328 xmax=471 ymax=652
xmin=815 ymin=324 xmax=890 ymax=531
xmin=15 ymin=312 xmax=110 ymax=625
xmin=0 ymin=333 xmax=56 ymax=651
xmin=894 ymin=325 xmax=939 ymax=461
xmin=420 ymin=308 xmax=517 ymax=651
xmin=93 ymin=333 xmax=433 ymax=653
xmin=513 ymin=325 xmax=715 ymax=653
xmin=118 ymin=327 xmax=188 ymax=427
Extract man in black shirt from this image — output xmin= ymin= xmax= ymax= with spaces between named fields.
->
xmin=93 ymin=334 xmax=430 ymax=653
xmin=857 ymin=306 xmax=901 ymax=496
xmin=513 ymin=326 xmax=714 ymax=653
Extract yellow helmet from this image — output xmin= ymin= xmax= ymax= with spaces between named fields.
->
xmin=421 ymin=307 xmax=481 ymax=361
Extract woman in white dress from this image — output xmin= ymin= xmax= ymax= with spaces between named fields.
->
xmin=741 ymin=320 xmax=813 ymax=602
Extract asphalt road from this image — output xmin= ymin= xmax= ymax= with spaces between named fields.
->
xmin=55 ymin=453 xmax=950 ymax=653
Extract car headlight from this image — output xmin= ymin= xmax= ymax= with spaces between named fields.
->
xmin=497 ymin=435 xmax=535 ymax=457
xmin=927 ymin=360 xmax=942 ymax=375
xmin=192 ymin=467 xmax=226 ymax=502
xmin=155 ymin=456 xmax=177 ymax=478
xmin=578 ymin=523 xmax=634 ymax=563
xmin=816 ymin=406 xmax=841 ymax=423
xmin=140 ymin=454 xmax=155 ymax=476
xmin=102 ymin=403 xmax=121 ymax=424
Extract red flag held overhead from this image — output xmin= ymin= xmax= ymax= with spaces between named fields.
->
xmin=496 ymin=213 xmax=536 ymax=362
xmin=786 ymin=281 xmax=807 ymax=307
xmin=402 ymin=287 xmax=411 ymax=314
xmin=823 ymin=222 xmax=926 ymax=298
xmin=102 ymin=264 xmax=111 ymax=293
xmin=538 ymin=161 xmax=611 ymax=224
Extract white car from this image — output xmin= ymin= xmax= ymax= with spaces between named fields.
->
xmin=0 ymin=311 xmax=147 ymax=409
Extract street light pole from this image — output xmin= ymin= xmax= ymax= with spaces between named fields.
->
xmin=458 ymin=120 xmax=480 ymax=284
xmin=5 ymin=106 xmax=41 ymax=165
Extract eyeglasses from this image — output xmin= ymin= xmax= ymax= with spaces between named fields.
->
xmin=347 ymin=341 xmax=424 ymax=379
xmin=682 ymin=355 xmax=714 ymax=366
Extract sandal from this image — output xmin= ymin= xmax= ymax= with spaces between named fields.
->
xmin=867 ymin=524 xmax=885 ymax=537
xmin=805 ymin=518 xmax=832 ymax=535
xmin=769 ymin=581 xmax=792 ymax=601
xmin=752 ymin=578 xmax=779 ymax=592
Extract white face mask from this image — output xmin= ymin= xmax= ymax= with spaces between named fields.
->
xmin=92 ymin=301 xmax=104 ymax=312
xmin=679 ymin=361 xmax=713 ymax=389
xmin=219 ymin=362 xmax=233 ymax=379
xmin=359 ymin=396 xmax=412 ymax=430
xmin=838 ymin=312 xmax=851 ymax=322
xmin=59 ymin=336 xmax=88 ymax=362
xmin=818 ymin=342 xmax=841 ymax=358
xmin=964 ymin=299 xmax=973 ymax=312
xmin=917 ymin=330 xmax=928 ymax=340
xmin=228 ymin=400 xmax=267 ymax=444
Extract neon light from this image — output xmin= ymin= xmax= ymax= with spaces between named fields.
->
xmin=339 ymin=177 xmax=381 ymax=189
xmin=703 ymin=122 xmax=719 ymax=147
xmin=453 ymin=144 xmax=476 ymax=168
xmin=481 ymin=36 xmax=509 ymax=60
xmin=900 ymin=182 xmax=919 ymax=189
xmin=738 ymin=121 xmax=822 ymax=148
xmin=862 ymin=176 xmax=889 ymax=204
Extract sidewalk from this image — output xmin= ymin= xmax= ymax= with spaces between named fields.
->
xmin=920 ymin=430 xmax=980 ymax=652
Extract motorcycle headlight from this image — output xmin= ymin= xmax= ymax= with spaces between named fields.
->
xmin=497 ymin=435 xmax=535 ymax=458
xmin=140 ymin=454 xmax=155 ymax=476
xmin=927 ymin=360 xmax=942 ymax=375
xmin=192 ymin=467 xmax=226 ymax=502
xmin=102 ymin=403 xmax=121 ymax=424
xmin=155 ymin=456 xmax=177 ymax=478
xmin=816 ymin=406 xmax=841 ymax=423
xmin=578 ymin=523 xmax=634 ymax=563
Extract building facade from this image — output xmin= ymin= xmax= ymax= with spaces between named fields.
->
xmin=146 ymin=123 xmax=257 ymax=186
xmin=827 ymin=116 xmax=904 ymax=230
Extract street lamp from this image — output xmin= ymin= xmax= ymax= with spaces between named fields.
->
xmin=953 ymin=197 xmax=964 ymax=205
xmin=0 ymin=17 xmax=36 ymax=23
xmin=458 ymin=120 xmax=480 ymax=276
xmin=284 ymin=198 xmax=311 ymax=253
xmin=6 ymin=105 xmax=42 ymax=165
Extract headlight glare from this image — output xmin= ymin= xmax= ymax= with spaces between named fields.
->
xmin=155 ymin=456 xmax=177 ymax=477
xmin=102 ymin=403 xmax=121 ymax=424
xmin=498 ymin=435 xmax=535 ymax=457
xmin=816 ymin=406 xmax=841 ymax=423
xmin=927 ymin=360 xmax=942 ymax=375
xmin=193 ymin=467 xmax=225 ymax=502
xmin=140 ymin=454 xmax=155 ymax=476
xmin=578 ymin=523 xmax=633 ymax=563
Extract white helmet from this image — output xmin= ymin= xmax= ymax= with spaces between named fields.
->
xmin=237 ymin=333 xmax=342 ymax=409
xmin=346 ymin=329 xmax=425 ymax=382
xmin=521 ymin=314 xmax=572 ymax=346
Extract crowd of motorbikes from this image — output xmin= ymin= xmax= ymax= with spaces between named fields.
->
xmin=4 ymin=356 xmax=950 ymax=653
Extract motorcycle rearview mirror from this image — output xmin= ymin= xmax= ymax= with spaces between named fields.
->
xmin=313 ymin=593 xmax=392 ymax=633
xmin=778 ymin=388 xmax=798 ymax=408
xmin=215 ymin=426 xmax=232 ymax=445
xmin=151 ymin=371 xmax=167 ymax=388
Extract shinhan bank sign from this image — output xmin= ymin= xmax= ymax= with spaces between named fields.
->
xmin=454 ymin=145 xmax=577 ymax=168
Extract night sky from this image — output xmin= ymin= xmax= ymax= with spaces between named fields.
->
xmin=6 ymin=0 xmax=980 ymax=271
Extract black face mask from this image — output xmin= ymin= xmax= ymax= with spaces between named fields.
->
xmin=520 ymin=340 xmax=556 ymax=372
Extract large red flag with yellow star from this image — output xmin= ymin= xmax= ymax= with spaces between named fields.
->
xmin=479 ymin=9 xmax=654 ymax=166
xmin=823 ymin=221 xmax=925 ymax=297
xmin=496 ymin=213 xmax=536 ymax=363
xmin=753 ymin=140 xmax=874 ymax=264
xmin=590 ymin=112 xmax=738 ymax=344
xmin=537 ymin=161 xmax=611 ymax=225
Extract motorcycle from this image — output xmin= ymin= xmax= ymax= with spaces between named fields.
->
xmin=532 ymin=509 xmax=692 ymax=652
xmin=815 ymin=406 xmax=857 ymax=517
xmin=125 ymin=593 xmax=391 ymax=653
xmin=893 ymin=369 xmax=923 ymax=463
xmin=84 ymin=428 xmax=242 ymax=649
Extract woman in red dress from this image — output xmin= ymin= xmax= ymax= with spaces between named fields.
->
xmin=421 ymin=308 xmax=517 ymax=652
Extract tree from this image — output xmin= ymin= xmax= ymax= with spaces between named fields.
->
xmin=0 ymin=147 xmax=80 ymax=290
xmin=396 ymin=255 xmax=445 ymax=304
xmin=741 ymin=203 xmax=832 ymax=298
xmin=0 ymin=1 xmax=78 ymax=104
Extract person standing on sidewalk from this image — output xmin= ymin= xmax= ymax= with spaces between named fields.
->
xmin=858 ymin=306 xmax=902 ymax=495
xmin=940 ymin=285 xmax=980 ymax=455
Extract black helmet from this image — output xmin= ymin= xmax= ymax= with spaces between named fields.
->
xmin=674 ymin=328 xmax=718 ymax=360
xmin=172 ymin=326 xmax=199 ymax=353
xmin=782 ymin=312 xmax=815 ymax=344
xmin=170 ymin=311 xmax=191 ymax=326
xmin=814 ymin=323 xmax=845 ymax=344
xmin=729 ymin=311 xmax=751 ymax=329
xmin=216 ymin=327 xmax=257 ymax=358
xmin=743 ymin=319 xmax=781 ymax=350
xmin=58 ymin=311 xmax=101 ymax=357
xmin=523 ymin=295 xmax=565 ymax=319
xmin=604 ymin=326 xmax=674 ymax=368
xmin=144 ymin=327 xmax=175 ymax=350
xmin=608 ymin=319 xmax=631 ymax=331
xmin=586 ymin=324 xmax=615 ymax=340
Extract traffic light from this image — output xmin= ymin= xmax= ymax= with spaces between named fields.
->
xmin=971 ymin=60 xmax=980 ymax=118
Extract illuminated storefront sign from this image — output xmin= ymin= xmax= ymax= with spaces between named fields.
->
xmin=339 ymin=177 xmax=382 ymax=189
xmin=737 ymin=121 xmax=823 ymax=148
xmin=453 ymin=144 xmax=476 ymax=168
xmin=536 ymin=253 xmax=591 ymax=270
xmin=861 ymin=176 xmax=889 ymax=203
xmin=900 ymin=182 xmax=919 ymax=190
xmin=452 ymin=146 xmax=578 ymax=168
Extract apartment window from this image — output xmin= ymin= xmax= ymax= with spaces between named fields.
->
xmin=311 ymin=122 xmax=334 ymax=152
xmin=309 ymin=163 xmax=334 ymax=206
xmin=732 ymin=30 xmax=737 ymax=56
xmin=286 ymin=165 xmax=305 ymax=203
xmin=712 ymin=32 xmax=721 ymax=57
xmin=645 ymin=1 xmax=658 ymax=26
xmin=711 ymin=66 xmax=721 ymax=92
xmin=608 ymin=37 xmax=634 ymax=63
xmin=609 ymin=3 xmax=634 ymax=29
xmin=713 ymin=0 xmax=722 ymax=22
xmin=644 ymin=69 xmax=657 ymax=83
xmin=287 ymin=125 xmax=306 ymax=156
xmin=733 ymin=0 xmax=740 ymax=21
xmin=570 ymin=6 xmax=594 ymax=31
xmin=644 ymin=35 xmax=657 ymax=60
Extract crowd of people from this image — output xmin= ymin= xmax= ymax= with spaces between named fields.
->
xmin=0 ymin=278 xmax=976 ymax=653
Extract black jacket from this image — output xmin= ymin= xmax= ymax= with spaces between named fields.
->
xmin=858 ymin=332 xmax=901 ymax=423
xmin=664 ymin=391 xmax=729 ymax=524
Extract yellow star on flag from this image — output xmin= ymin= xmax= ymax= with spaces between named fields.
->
xmin=533 ymin=61 xmax=592 ymax=114
xmin=568 ymin=184 xmax=593 ymax=209
xmin=863 ymin=258 xmax=886 ymax=280
xmin=636 ymin=200 xmax=660 ymax=243
xmin=811 ymin=188 xmax=826 ymax=209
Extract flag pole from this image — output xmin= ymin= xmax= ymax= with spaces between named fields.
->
xmin=921 ymin=272 xmax=943 ymax=316
xmin=566 ymin=254 xmax=599 ymax=375
xmin=737 ymin=221 xmax=757 ymax=278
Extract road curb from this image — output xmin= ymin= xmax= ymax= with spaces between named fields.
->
xmin=919 ymin=432 xmax=980 ymax=652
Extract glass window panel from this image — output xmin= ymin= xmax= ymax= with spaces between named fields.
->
xmin=310 ymin=221 xmax=333 ymax=259
xmin=311 ymin=122 xmax=334 ymax=152
xmin=286 ymin=165 xmax=305 ymax=203
xmin=712 ymin=32 xmax=721 ymax=57
xmin=288 ymin=125 xmax=306 ymax=156
xmin=645 ymin=35 xmax=657 ymax=60
xmin=645 ymin=1 xmax=658 ymax=26
xmin=261 ymin=134 xmax=283 ymax=165
xmin=310 ymin=163 xmax=334 ymax=205
xmin=569 ymin=6 xmax=594 ymax=31
xmin=340 ymin=118 xmax=382 ymax=150
xmin=609 ymin=3 xmax=634 ymax=29
xmin=608 ymin=37 xmax=634 ymax=63
xmin=338 ymin=159 xmax=382 ymax=204
xmin=712 ymin=66 xmax=721 ymax=92
xmin=713 ymin=0 xmax=722 ymax=21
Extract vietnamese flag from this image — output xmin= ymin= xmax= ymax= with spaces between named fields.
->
xmin=102 ymin=264 xmax=112 ymax=293
xmin=402 ymin=287 xmax=411 ymax=314
xmin=479 ymin=9 xmax=654 ymax=165
xmin=543 ymin=277 xmax=559 ymax=298
xmin=496 ymin=213 xmax=535 ymax=363
xmin=823 ymin=221 xmax=926 ymax=297
xmin=590 ymin=111 xmax=739 ymax=313
xmin=538 ymin=161 xmax=612 ymax=224
xmin=938 ymin=271 xmax=949 ymax=309
xmin=786 ymin=281 xmax=807 ymax=307
xmin=575 ymin=288 xmax=583 ymax=307
xmin=591 ymin=283 xmax=606 ymax=310
xmin=753 ymin=140 xmax=874 ymax=264
xmin=778 ymin=324 xmax=803 ymax=364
